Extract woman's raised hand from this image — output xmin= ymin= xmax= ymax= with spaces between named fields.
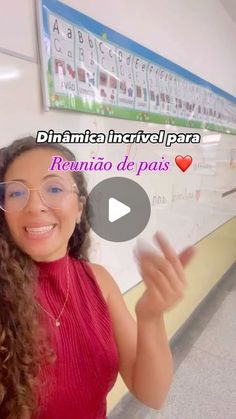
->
xmin=134 ymin=232 xmax=196 ymax=322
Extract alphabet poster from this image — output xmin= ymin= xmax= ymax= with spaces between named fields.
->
xmin=37 ymin=0 xmax=236 ymax=134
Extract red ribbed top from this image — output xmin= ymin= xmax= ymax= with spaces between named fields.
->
xmin=33 ymin=254 xmax=119 ymax=419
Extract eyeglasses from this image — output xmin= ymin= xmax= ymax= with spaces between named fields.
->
xmin=0 ymin=178 xmax=79 ymax=213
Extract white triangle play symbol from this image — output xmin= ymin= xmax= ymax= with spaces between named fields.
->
xmin=108 ymin=197 xmax=131 ymax=223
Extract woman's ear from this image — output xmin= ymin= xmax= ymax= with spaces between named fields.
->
xmin=78 ymin=195 xmax=86 ymax=215
xmin=79 ymin=195 xmax=86 ymax=206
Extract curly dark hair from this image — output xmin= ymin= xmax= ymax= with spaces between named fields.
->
xmin=0 ymin=137 xmax=91 ymax=418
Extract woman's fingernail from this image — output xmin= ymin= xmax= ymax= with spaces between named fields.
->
xmin=136 ymin=238 xmax=153 ymax=252
xmin=155 ymin=231 xmax=165 ymax=241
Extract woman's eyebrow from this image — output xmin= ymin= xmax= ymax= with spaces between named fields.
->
xmin=43 ymin=174 xmax=64 ymax=180
xmin=9 ymin=174 xmax=64 ymax=182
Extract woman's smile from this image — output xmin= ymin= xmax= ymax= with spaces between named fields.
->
xmin=23 ymin=223 xmax=57 ymax=240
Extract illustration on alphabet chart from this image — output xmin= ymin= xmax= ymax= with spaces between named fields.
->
xmin=37 ymin=0 xmax=236 ymax=134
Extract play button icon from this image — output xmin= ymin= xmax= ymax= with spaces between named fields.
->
xmin=109 ymin=198 xmax=131 ymax=222
xmin=86 ymin=177 xmax=151 ymax=242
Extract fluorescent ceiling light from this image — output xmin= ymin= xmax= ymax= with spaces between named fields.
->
xmin=0 ymin=69 xmax=20 ymax=81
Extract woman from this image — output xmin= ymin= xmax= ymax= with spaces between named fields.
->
xmin=0 ymin=137 xmax=196 ymax=418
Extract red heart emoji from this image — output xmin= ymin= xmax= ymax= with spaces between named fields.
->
xmin=175 ymin=155 xmax=192 ymax=172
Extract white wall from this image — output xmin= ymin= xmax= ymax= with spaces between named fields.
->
xmin=1 ymin=0 xmax=235 ymax=93
xmin=0 ymin=0 xmax=236 ymax=145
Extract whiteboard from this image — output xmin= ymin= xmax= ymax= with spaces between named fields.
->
xmin=0 ymin=52 xmax=235 ymax=292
